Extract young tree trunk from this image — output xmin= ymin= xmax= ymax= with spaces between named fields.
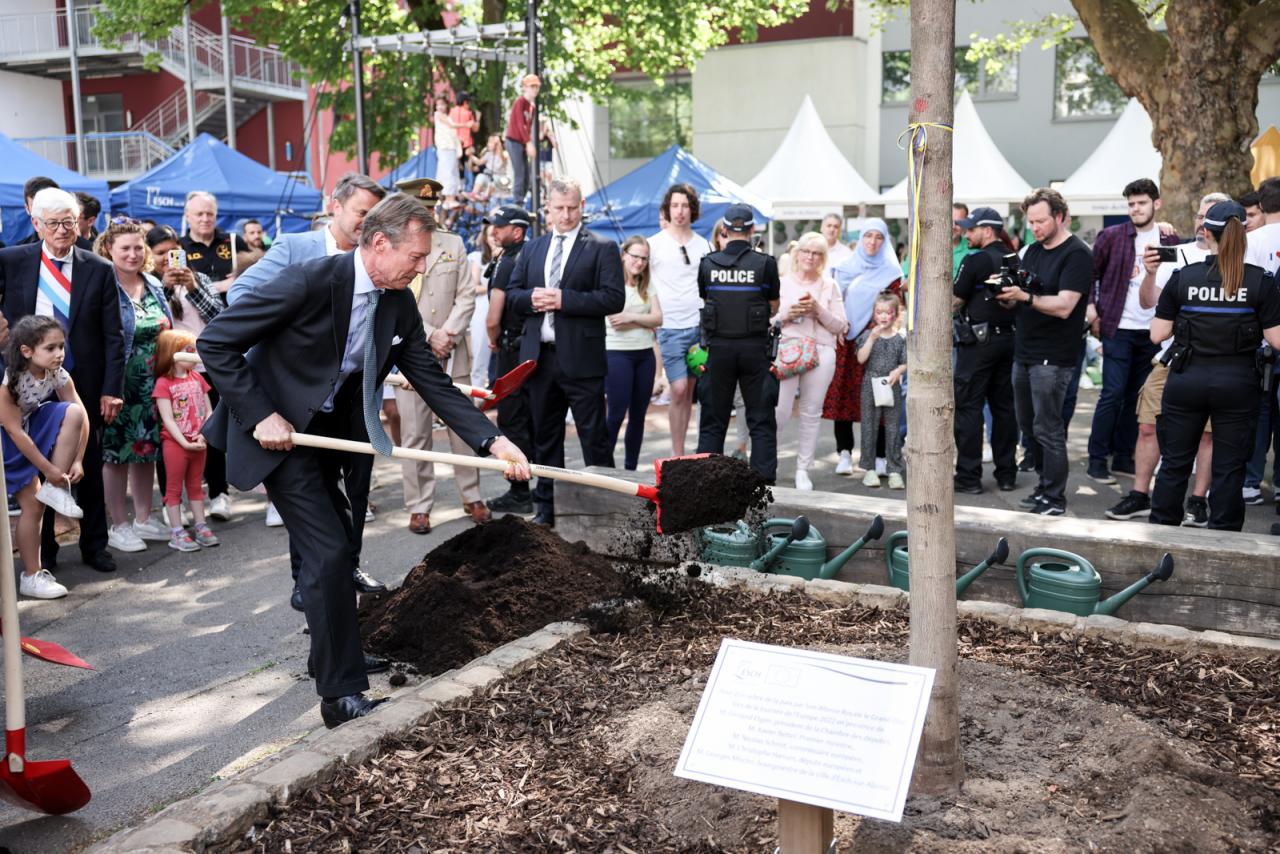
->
xmin=904 ymin=0 xmax=963 ymax=795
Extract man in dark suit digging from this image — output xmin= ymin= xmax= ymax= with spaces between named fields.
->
xmin=199 ymin=194 xmax=530 ymax=727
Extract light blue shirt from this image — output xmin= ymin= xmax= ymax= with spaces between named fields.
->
xmin=320 ymin=247 xmax=377 ymax=412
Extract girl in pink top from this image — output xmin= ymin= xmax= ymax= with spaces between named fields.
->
xmin=151 ymin=330 xmax=217 ymax=552
xmin=772 ymin=231 xmax=849 ymax=490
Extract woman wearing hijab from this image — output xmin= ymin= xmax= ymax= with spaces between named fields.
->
xmin=822 ymin=220 xmax=903 ymax=476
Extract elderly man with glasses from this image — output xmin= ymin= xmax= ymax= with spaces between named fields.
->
xmin=0 ymin=186 xmax=126 ymax=575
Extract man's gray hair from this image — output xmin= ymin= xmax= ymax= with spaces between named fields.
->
xmin=822 ymin=213 xmax=842 ymax=225
xmin=333 ymin=172 xmax=387 ymax=205
xmin=548 ymin=176 xmax=583 ymax=202
xmin=185 ymin=190 xmax=218 ymax=210
xmin=31 ymin=187 xmax=80 ymax=219
xmin=359 ymin=193 xmax=437 ymax=248
xmin=1201 ymin=191 xmax=1231 ymax=207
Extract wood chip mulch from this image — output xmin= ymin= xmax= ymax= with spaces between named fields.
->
xmin=241 ymin=585 xmax=1280 ymax=853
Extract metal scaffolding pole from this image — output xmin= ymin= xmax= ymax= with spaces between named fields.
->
xmin=183 ymin=2 xmax=197 ymax=144
xmin=221 ymin=15 xmax=236 ymax=148
xmin=66 ymin=0 xmax=86 ymax=172
xmin=349 ymin=0 xmax=368 ymax=174
xmin=266 ymin=102 xmax=276 ymax=170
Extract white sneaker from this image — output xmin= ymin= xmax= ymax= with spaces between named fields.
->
xmin=108 ymin=523 xmax=147 ymax=552
xmin=862 ymin=470 xmax=881 ymax=488
xmin=133 ymin=516 xmax=171 ymax=542
xmin=795 ymin=470 xmax=813 ymax=491
xmin=208 ymin=494 xmax=231 ymax=521
xmin=365 ymin=504 xmax=375 ymax=522
xmin=834 ymin=451 xmax=853 ymax=476
xmin=982 ymin=443 xmax=994 ymax=464
xmin=888 ymin=472 xmax=905 ymax=489
xmin=35 ymin=481 xmax=83 ymax=519
xmin=875 ymin=457 xmax=888 ymax=476
xmin=19 ymin=568 xmax=67 ymax=599
xmin=265 ymin=503 xmax=284 ymax=528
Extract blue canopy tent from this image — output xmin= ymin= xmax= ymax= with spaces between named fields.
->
xmin=379 ymin=147 xmax=439 ymax=188
xmin=583 ymin=145 xmax=772 ymax=242
xmin=110 ymin=133 xmax=322 ymax=236
xmin=0 ymin=133 xmax=110 ymax=245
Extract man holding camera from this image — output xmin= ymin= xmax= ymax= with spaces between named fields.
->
xmin=996 ymin=188 xmax=1093 ymax=516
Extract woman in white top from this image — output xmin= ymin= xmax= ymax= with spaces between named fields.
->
xmin=467 ymin=225 xmax=501 ymax=390
xmin=773 ymin=231 xmax=849 ymax=490
xmin=605 ymin=236 xmax=663 ymax=470
xmin=433 ymin=96 xmax=465 ymax=199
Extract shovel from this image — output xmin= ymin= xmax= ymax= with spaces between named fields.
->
xmin=0 ymin=620 xmax=94 ymax=670
xmin=0 ymin=466 xmax=92 ymax=814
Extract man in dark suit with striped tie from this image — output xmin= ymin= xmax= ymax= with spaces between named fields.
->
xmin=0 ymin=187 xmax=125 ymax=575
xmin=504 ymin=176 xmax=625 ymax=528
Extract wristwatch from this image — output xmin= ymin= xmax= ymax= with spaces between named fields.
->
xmin=479 ymin=435 xmax=499 ymax=456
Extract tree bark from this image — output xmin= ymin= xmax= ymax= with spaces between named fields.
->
xmin=1072 ymin=0 xmax=1280 ymax=231
xmin=905 ymin=0 xmax=962 ymax=796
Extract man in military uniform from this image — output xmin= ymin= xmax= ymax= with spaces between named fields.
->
xmin=694 ymin=204 xmax=781 ymax=482
xmin=394 ymin=177 xmax=490 ymax=532
xmin=180 ymin=190 xmax=235 ymax=281
xmin=482 ymin=204 xmax=536 ymax=514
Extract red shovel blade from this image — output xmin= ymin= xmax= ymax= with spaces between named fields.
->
xmin=0 ymin=730 xmax=91 ymax=815
xmin=479 ymin=360 xmax=537 ymax=412
xmin=650 ymin=453 xmax=711 ymax=534
xmin=0 ymin=620 xmax=94 ymax=669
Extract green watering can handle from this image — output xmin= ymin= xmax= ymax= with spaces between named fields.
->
xmin=1015 ymin=547 xmax=1097 ymax=602
xmin=884 ymin=530 xmax=909 ymax=578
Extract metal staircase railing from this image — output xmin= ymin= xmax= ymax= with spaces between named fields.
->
xmin=134 ymin=89 xmax=225 ymax=146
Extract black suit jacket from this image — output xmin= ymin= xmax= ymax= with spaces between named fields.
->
xmin=198 ymin=250 xmax=500 ymax=491
xmin=0 ymin=242 xmax=125 ymax=402
xmin=505 ymin=227 xmax=624 ymax=379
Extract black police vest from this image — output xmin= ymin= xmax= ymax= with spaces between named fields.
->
xmin=700 ymin=243 xmax=771 ymax=338
xmin=1172 ymin=262 xmax=1267 ymax=357
xmin=961 ymin=243 xmax=1017 ymax=325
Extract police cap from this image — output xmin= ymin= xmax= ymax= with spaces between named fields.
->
xmin=956 ymin=206 xmax=1003 ymax=230
xmin=1203 ymin=200 xmax=1246 ymax=234
xmin=483 ymin=204 xmax=532 ymax=228
xmin=722 ymin=204 xmax=755 ymax=233
xmin=395 ymin=177 xmax=444 ymax=206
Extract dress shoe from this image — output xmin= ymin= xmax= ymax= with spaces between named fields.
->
xmin=997 ymin=479 xmax=1017 ymax=492
xmin=308 ymin=652 xmax=390 ymax=677
xmin=487 ymin=490 xmax=533 ymax=514
xmin=954 ymin=480 xmax=983 ymax=495
xmin=319 ymin=693 xmax=387 ymax=729
xmin=408 ymin=513 xmax=431 ymax=534
xmin=531 ymin=509 xmax=555 ymax=528
xmin=290 ymin=584 xmax=304 ymax=612
xmin=352 ymin=567 xmax=387 ymax=594
xmin=463 ymin=501 xmax=492 ymax=525
xmin=82 ymin=549 xmax=117 ymax=573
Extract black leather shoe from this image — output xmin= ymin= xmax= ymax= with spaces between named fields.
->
xmin=487 ymin=490 xmax=534 ymax=514
xmin=997 ymin=479 xmax=1017 ymax=492
xmin=83 ymin=550 xmax=117 ymax=573
xmin=352 ymin=568 xmax=387 ymax=594
xmin=290 ymin=584 xmax=304 ymax=612
xmin=1018 ymin=456 xmax=1036 ymax=473
xmin=308 ymin=652 xmax=390 ymax=677
xmin=531 ymin=510 xmax=555 ymax=528
xmin=319 ymin=693 xmax=386 ymax=729
xmin=954 ymin=481 xmax=983 ymax=495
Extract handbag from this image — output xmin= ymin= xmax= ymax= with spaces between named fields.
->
xmin=871 ymin=376 xmax=896 ymax=407
xmin=772 ymin=335 xmax=820 ymax=379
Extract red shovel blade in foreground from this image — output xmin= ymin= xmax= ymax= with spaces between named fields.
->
xmin=0 ymin=620 xmax=94 ymax=670
xmin=479 ymin=360 xmax=537 ymax=412
xmin=0 ymin=730 xmax=92 ymax=815
xmin=648 ymin=453 xmax=711 ymax=534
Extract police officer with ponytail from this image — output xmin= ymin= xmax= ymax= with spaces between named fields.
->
xmin=695 ymin=205 xmax=781 ymax=482
xmin=1149 ymin=200 xmax=1280 ymax=530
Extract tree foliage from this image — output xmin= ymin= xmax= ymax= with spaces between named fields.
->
xmin=92 ymin=0 xmax=808 ymax=168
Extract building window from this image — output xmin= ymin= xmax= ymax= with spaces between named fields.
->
xmin=608 ymin=78 xmax=692 ymax=160
xmin=881 ymin=48 xmax=1017 ymax=104
xmin=1054 ymin=37 xmax=1127 ymax=118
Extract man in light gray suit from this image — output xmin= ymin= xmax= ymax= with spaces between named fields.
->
xmin=230 ymin=173 xmax=389 ymax=615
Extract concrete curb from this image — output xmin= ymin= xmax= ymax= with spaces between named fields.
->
xmin=88 ymin=570 xmax=1278 ymax=853
xmin=84 ymin=621 xmax=588 ymax=854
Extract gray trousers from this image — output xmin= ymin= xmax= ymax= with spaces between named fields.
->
xmin=859 ymin=382 xmax=904 ymax=474
xmin=1012 ymin=360 xmax=1074 ymax=506
xmin=505 ymin=138 xmax=529 ymax=202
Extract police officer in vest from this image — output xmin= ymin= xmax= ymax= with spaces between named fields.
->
xmin=1149 ymin=200 xmax=1280 ymax=530
xmin=952 ymin=206 xmax=1020 ymax=493
xmin=694 ymin=205 xmax=781 ymax=482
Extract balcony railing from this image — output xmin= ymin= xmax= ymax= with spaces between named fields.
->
xmin=15 ymin=131 xmax=175 ymax=180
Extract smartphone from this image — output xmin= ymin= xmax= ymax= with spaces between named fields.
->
xmin=168 ymin=248 xmax=187 ymax=268
xmin=1154 ymin=246 xmax=1179 ymax=263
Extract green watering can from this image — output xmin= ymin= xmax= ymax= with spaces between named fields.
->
xmin=1016 ymin=548 xmax=1175 ymax=617
xmin=750 ymin=515 xmax=884 ymax=580
xmin=883 ymin=531 xmax=1009 ymax=595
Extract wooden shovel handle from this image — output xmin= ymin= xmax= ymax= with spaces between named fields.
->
xmin=377 ymin=372 xmax=495 ymax=400
xmin=0 ymin=449 xmax=26 ymax=733
xmin=280 ymin=432 xmax=653 ymax=501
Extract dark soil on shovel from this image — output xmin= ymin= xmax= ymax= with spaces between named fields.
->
xmin=357 ymin=516 xmax=624 ymax=676
xmin=655 ymin=454 xmax=771 ymax=534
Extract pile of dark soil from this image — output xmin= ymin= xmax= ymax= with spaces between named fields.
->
xmin=358 ymin=516 xmax=623 ymax=676
xmin=655 ymin=454 xmax=770 ymax=534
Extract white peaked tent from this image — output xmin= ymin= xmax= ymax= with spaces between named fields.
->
xmin=1058 ymin=99 xmax=1162 ymax=215
xmin=876 ymin=91 xmax=1031 ymax=218
xmin=745 ymin=94 xmax=878 ymax=219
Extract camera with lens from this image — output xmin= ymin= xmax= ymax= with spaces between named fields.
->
xmin=987 ymin=252 xmax=1056 ymax=298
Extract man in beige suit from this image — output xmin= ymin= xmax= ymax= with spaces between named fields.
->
xmin=394 ymin=178 xmax=492 ymax=531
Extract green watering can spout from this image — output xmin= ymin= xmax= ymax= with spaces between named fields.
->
xmin=956 ymin=537 xmax=1009 ymax=595
xmin=749 ymin=516 xmax=811 ymax=572
xmin=1094 ymin=553 xmax=1175 ymax=616
xmin=816 ymin=515 xmax=884 ymax=580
